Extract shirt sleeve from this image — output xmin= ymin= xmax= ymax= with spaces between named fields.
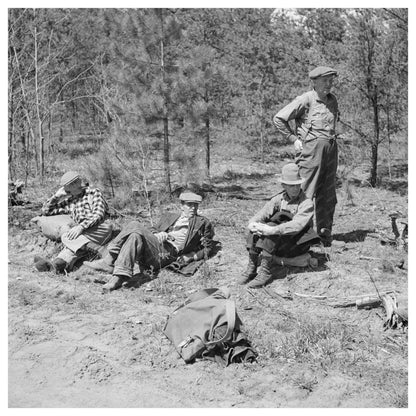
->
xmin=41 ymin=194 xmax=70 ymax=216
xmin=273 ymin=94 xmax=309 ymax=142
xmin=78 ymin=188 xmax=108 ymax=229
xmin=248 ymin=195 xmax=282 ymax=224
xmin=274 ymin=198 xmax=314 ymax=235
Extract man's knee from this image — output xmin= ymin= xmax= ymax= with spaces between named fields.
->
xmin=125 ymin=231 xmax=143 ymax=243
xmin=255 ymin=236 xmax=276 ymax=255
xmin=122 ymin=221 xmax=149 ymax=235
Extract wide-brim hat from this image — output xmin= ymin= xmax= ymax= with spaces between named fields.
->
xmin=60 ymin=171 xmax=81 ymax=187
xmin=309 ymin=66 xmax=338 ymax=80
xmin=278 ymin=163 xmax=305 ymax=185
xmin=179 ymin=192 xmax=202 ymax=203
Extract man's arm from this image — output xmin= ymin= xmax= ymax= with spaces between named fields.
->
xmin=181 ymin=218 xmax=215 ymax=262
xmin=256 ymin=197 xmax=314 ymax=237
xmin=248 ymin=196 xmax=281 ymax=226
xmin=41 ymin=188 xmax=70 ymax=216
xmin=273 ymin=94 xmax=309 ymax=152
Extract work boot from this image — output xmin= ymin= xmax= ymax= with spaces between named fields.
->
xmin=237 ymin=251 xmax=259 ymax=285
xmin=34 ymin=257 xmax=54 ymax=272
xmin=84 ymin=256 xmax=114 ymax=274
xmin=319 ymin=228 xmax=332 ymax=247
xmin=102 ymin=275 xmax=128 ymax=292
xmin=34 ymin=256 xmax=68 ymax=273
xmin=53 ymin=258 xmax=68 ymax=273
xmin=247 ymin=256 xmax=273 ymax=288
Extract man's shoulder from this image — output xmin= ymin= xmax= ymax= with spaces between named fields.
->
xmin=85 ymin=186 xmax=102 ymax=194
xmin=298 ymin=90 xmax=316 ymax=103
xmin=270 ymin=191 xmax=284 ymax=202
xmin=160 ymin=211 xmax=180 ymax=221
xmin=194 ymin=214 xmax=212 ymax=225
xmin=298 ymin=190 xmax=314 ymax=205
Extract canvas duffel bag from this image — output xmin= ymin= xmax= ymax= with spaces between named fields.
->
xmin=31 ymin=215 xmax=76 ymax=241
xmin=163 ymin=287 xmax=237 ymax=363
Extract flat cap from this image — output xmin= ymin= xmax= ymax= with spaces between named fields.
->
xmin=60 ymin=171 xmax=81 ymax=187
xmin=309 ymin=66 xmax=338 ymax=80
xmin=179 ymin=192 xmax=202 ymax=203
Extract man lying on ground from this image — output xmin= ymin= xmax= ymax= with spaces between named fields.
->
xmin=83 ymin=191 xmax=215 ymax=292
xmin=34 ymin=171 xmax=113 ymax=273
xmin=239 ymin=163 xmax=320 ymax=288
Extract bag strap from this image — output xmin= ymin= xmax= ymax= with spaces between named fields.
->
xmin=205 ymin=299 xmax=236 ymax=347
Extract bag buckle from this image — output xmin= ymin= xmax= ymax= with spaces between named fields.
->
xmin=178 ymin=335 xmax=193 ymax=349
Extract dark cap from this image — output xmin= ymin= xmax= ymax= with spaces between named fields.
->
xmin=309 ymin=66 xmax=338 ymax=80
xmin=179 ymin=192 xmax=202 ymax=203
xmin=60 ymin=171 xmax=81 ymax=187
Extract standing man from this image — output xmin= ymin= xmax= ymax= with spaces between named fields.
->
xmin=34 ymin=171 xmax=113 ymax=273
xmin=239 ymin=163 xmax=320 ymax=288
xmin=83 ymin=192 xmax=215 ymax=291
xmin=273 ymin=66 xmax=340 ymax=246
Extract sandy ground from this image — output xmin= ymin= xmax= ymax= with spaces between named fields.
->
xmin=8 ymin=174 xmax=408 ymax=408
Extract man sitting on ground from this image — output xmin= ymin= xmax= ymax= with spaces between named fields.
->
xmin=84 ymin=191 xmax=215 ymax=291
xmin=239 ymin=163 xmax=320 ymax=288
xmin=34 ymin=171 xmax=113 ymax=273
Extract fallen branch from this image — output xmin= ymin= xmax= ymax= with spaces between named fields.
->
xmin=246 ymin=288 xmax=295 ymax=320
xmin=293 ymin=292 xmax=327 ymax=300
xmin=262 ymin=287 xmax=293 ymax=300
xmin=329 ymin=290 xmax=396 ymax=309
xmin=359 ymin=256 xmax=381 ymax=261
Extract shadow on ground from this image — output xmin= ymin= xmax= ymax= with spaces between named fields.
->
xmin=269 ymin=250 xmax=330 ymax=283
xmin=333 ymin=229 xmax=375 ymax=243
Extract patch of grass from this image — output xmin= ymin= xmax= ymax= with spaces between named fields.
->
xmin=18 ymin=290 xmax=33 ymax=306
xmin=276 ymin=321 xmax=357 ymax=365
xmin=292 ymin=373 xmax=318 ymax=392
xmin=391 ymin=390 xmax=408 ymax=408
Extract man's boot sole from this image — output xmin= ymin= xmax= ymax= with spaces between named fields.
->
xmin=246 ymin=274 xmax=271 ymax=288
xmin=237 ymin=272 xmax=257 ymax=285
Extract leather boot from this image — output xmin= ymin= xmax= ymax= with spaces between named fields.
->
xmin=102 ymin=275 xmax=128 ymax=292
xmin=247 ymin=255 xmax=273 ymax=288
xmin=53 ymin=258 xmax=68 ymax=273
xmin=319 ymin=228 xmax=332 ymax=247
xmin=237 ymin=251 xmax=259 ymax=285
xmin=34 ymin=256 xmax=67 ymax=274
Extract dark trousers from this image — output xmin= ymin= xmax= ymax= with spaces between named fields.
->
xmin=297 ymin=138 xmax=338 ymax=235
xmin=107 ymin=221 xmax=177 ymax=278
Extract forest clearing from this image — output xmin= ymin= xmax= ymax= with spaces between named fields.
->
xmin=8 ymin=151 xmax=408 ymax=407
xmin=8 ymin=8 xmax=408 ymax=408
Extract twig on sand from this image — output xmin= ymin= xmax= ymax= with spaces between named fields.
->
xmin=246 ymin=288 xmax=296 ymax=320
xmin=293 ymin=292 xmax=327 ymax=300
xmin=359 ymin=256 xmax=381 ymax=261
xmin=262 ymin=286 xmax=293 ymax=300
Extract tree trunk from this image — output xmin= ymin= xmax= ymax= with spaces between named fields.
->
xmin=205 ymin=117 xmax=211 ymax=181
xmin=163 ymin=116 xmax=171 ymax=194
xmin=159 ymin=13 xmax=171 ymax=194
xmin=34 ymin=23 xmax=44 ymax=179
xmin=260 ymin=121 xmax=264 ymax=164
xmin=8 ymin=82 xmax=14 ymax=181
xmin=370 ymin=141 xmax=378 ymax=187
xmin=369 ymin=91 xmax=380 ymax=187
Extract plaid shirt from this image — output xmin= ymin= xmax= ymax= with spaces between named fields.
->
xmin=42 ymin=187 xmax=109 ymax=229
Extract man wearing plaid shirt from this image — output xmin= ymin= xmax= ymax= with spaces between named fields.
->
xmin=34 ymin=171 xmax=113 ymax=273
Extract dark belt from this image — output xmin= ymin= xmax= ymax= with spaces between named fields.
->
xmin=304 ymin=135 xmax=336 ymax=143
